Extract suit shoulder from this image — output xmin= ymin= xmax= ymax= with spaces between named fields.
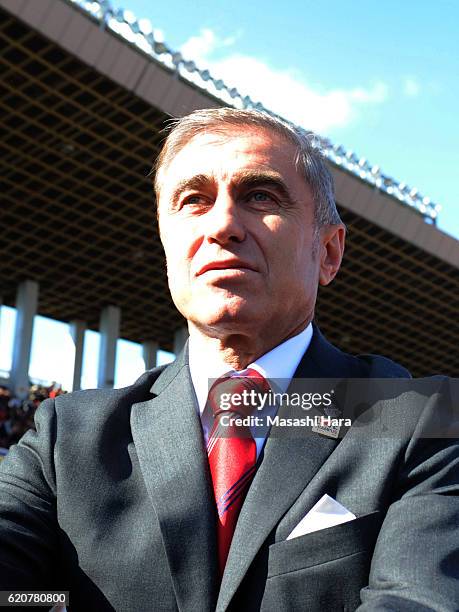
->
xmin=354 ymin=352 xmax=411 ymax=378
xmin=51 ymin=365 xmax=168 ymax=415
xmin=309 ymin=324 xmax=411 ymax=379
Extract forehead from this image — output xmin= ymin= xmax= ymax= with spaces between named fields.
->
xmin=161 ymin=127 xmax=301 ymax=187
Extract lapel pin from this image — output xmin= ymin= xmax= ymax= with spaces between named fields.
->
xmin=312 ymin=393 xmax=345 ymax=438
xmin=312 ymin=415 xmax=341 ymax=439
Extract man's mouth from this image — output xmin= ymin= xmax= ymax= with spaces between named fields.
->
xmin=196 ymin=259 xmax=257 ymax=276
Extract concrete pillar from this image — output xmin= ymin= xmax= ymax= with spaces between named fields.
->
xmin=69 ymin=320 xmax=86 ymax=391
xmin=11 ymin=280 xmax=39 ymax=398
xmin=97 ymin=305 xmax=121 ymax=389
xmin=173 ymin=326 xmax=189 ymax=355
xmin=142 ymin=340 xmax=158 ymax=370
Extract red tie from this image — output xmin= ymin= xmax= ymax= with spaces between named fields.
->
xmin=206 ymin=368 xmax=270 ymax=576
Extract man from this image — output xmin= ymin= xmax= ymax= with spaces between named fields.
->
xmin=0 ymin=108 xmax=457 ymax=611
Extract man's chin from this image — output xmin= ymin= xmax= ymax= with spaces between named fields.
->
xmin=188 ymin=301 xmax=259 ymax=334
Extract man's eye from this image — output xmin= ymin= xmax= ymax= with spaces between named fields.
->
xmin=183 ymin=195 xmax=205 ymax=205
xmin=247 ymin=191 xmax=277 ymax=207
xmin=248 ymin=192 xmax=274 ymax=203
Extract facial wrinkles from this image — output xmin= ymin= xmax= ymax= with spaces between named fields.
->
xmin=162 ymin=131 xmax=299 ymax=205
xmin=161 ymin=130 xmax=313 ymax=242
xmin=171 ymin=154 xmax=307 ymax=260
xmin=170 ymin=184 xmax=301 ymax=244
xmin=156 ymin=130 xmax=328 ymax=359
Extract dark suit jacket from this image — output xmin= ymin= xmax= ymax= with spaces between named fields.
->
xmin=0 ymin=326 xmax=458 ymax=611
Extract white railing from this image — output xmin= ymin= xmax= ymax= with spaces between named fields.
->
xmin=66 ymin=0 xmax=440 ymax=223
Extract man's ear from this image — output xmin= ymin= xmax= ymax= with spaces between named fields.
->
xmin=318 ymin=224 xmax=346 ymax=286
xmin=155 ymin=195 xmax=164 ymax=242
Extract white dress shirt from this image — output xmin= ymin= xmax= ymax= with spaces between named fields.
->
xmin=188 ymin=323 xmax=313 ymax=458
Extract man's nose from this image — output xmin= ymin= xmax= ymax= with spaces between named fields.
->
xmin=204 ymin=193 xmax=246 ymax=244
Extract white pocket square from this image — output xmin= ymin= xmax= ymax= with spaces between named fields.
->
xmin=287 ymin=494 xmax=356 ymax=540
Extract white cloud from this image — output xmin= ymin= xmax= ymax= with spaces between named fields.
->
xmin=403 ymin=77 xmax=421 ymax=97
xmin=180 ymin=28 xmax=241 ymax=63
xmin=179 ymin=29 xmax=389 ymax=134
xmin=180 ymin=28 xmax=217 ymax=62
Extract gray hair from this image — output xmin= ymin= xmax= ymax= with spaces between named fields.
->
xmin=153 ymin=107 xmax=342 ymax=227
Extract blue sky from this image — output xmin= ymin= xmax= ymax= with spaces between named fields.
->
xmin=0 ymin=306 xmax=174 ymax=391
xmin=1 ymin=0 xmax=457 ymax=391
xmin=125 ymin=0 xmax=458 ymax=235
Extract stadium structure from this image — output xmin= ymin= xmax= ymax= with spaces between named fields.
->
xmin=1 ymin=0 xmax=458 ymax=398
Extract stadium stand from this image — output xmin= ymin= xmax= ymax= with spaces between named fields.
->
xmin=0 ymin=382 xmax=66 ymax=454
xmin=0 ymin=0 xmax=458 ymax=407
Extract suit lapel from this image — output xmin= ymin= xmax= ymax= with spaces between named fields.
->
xmin=216 ymin=325 xmax=355 ymax=612
xmin=131 ymin=347 xmax=218 ymax=612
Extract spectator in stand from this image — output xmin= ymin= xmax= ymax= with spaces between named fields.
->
xmin=0 ymin=386 xmax=10 ymax=411
xmin=0 ymin=383 xmax=66 ymax=450
xmin=0 ymin=387 xmax=12 ymax=450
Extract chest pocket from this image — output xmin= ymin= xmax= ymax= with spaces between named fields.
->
xmin=268 ymin=510 xmax=382 ymax=578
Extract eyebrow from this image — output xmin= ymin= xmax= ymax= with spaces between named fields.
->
xmin=231 ymin=170 xmax=293 ymax=202
xmin=169 ymin=170 xmax=294 ymax=207
xmin=170 ymin=174 xmax=210 ymax=207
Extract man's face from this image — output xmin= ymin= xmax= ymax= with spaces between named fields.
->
xmin=157 ymin=127 xmax=338 ymax=339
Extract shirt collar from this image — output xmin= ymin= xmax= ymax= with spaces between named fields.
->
xmin=189 ymin=323 xmax=313 ymax=414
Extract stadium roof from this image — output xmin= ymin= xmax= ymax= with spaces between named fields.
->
xmin=1 ymin=0 xmax=458 ymax=377
xmin=71 ymin=0 xmax=441 ymax=223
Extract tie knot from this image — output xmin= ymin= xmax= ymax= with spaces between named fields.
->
xmin=207 ymin=367 xmax=270 ymax=418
